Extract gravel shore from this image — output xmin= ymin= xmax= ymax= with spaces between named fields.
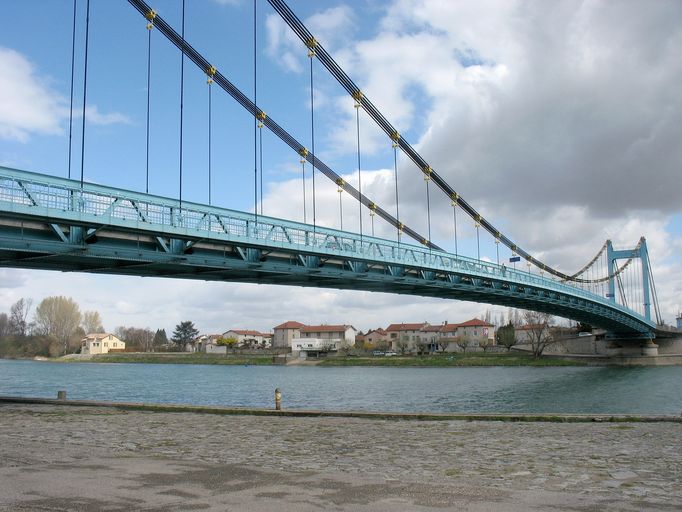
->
xmin=1 ymin=404 xmax=680 ymax=511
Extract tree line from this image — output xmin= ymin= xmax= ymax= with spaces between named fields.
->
xmin=0 ymin=296 xmax=197 ymax=358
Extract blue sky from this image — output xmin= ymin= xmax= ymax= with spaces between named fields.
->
xmin=1 ymin=0 xmax=681 ymax=333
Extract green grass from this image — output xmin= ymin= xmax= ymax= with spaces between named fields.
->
xmin=61 ymin=351 xmax=584 ymax=367
xmin=74 ymin=353 xmax=275 ymax=366
xmin=317 ymin=352 xmax=585 ymax=367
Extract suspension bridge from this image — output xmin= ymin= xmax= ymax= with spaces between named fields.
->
xmin=0 ymin=0 xmax=676 ymax=345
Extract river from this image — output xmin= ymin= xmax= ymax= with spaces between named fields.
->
xmin=0 ymin=359 xmax=680 ymax=414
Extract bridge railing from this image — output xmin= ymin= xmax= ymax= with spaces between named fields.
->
xmin=0 ymin=166 xmax=651 ymax=326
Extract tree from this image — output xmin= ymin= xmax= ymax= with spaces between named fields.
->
xmin=82 ymin=311 xmax=104 ymax=334
xmin=577 ymin=322 xmax=593 ymax=333
xmin=171 ymin=321 xmax=199 ymax=349
xmin=437 ymin=337 xmax=450 ymax=353
xmin=0 ymin=313 xmax=9 ymax=339
xmin=114 ymin=326 xmax=154 ymax=351
xmin=396 ymin=337 xmax=409 ymax=355
xmin=9 ymin=298 xmax=32 ymax=337
xmin=522 ymin=311 xmax=556 ymax=358
xmin=413 ymin=338 xmax=428 ymax=355
xmin=217 ymin=336 xmax=238 ymax=348
xmin=34 ymin=296 xmax=81 ymax=355
xmin=153 ymin=328 xmax=168 ymax=348
xmin=455 ymin=336 xmax=471 ymax=353
xmin=497 ymin=322 xmax=518 ymax=351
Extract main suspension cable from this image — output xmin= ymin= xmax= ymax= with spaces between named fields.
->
xmin=266 ymin=0 xmax=622 ymax=282
xmin=127 ymin=0 xmax=436 ymax=250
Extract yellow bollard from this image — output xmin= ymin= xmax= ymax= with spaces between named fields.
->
xmin=274 ymin=388 xmax=282 ymax=411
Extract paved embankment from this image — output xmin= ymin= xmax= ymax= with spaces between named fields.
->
xmin=0 ymin=399 xmax=680 ymax=511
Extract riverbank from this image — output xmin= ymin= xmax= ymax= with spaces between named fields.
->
xmin=1 ymin=403 xmax=679 ymax=511
xmin=49 ymin=351 xmax=586 ymax=367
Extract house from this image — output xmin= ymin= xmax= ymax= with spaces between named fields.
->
xmin=290 ymin=324 xmax=357 ymax=357
xmin=291 ymin=338 xmax=340 ymax=357
xmin=299 ymin=325 xmax=357 ymax=346
xmin=385 ymin=323 xmax=428 ymax=352
xmin=81 ymin=333 xmax=125 ymax=355
xmin=436 ymin=319 xmax=496 ymax=351
xmin=455 ymin=318 xmax=496 ymax=345
xmin=223 ymin=329 xmax=270 ymax=348
xmin=272 ymin=321 xmax=305 ymax=348
xmin=420 ymin=324 xmax=443 ymax=351
xmin=362 ymin=328 xmax=389 ymax=347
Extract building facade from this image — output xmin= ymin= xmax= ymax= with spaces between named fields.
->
xmin=81 ymin=333 xmax=125 ymax=355
xmin=272 ymin=321 xmax=305 ymax=348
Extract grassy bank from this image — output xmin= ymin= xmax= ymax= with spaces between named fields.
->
xmin=76 ymin=353 xmax=275 ymax=365
xmin=317 ymin=352 xmax=585 ymax=367
xmin=55 ymin=351 xmax=585 ymax=367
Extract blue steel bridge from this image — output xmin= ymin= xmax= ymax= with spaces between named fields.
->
xmin=0 ymin=0 xmax=673 ymax=340
xmin=0 ymin=166 xmax=662 ymax=338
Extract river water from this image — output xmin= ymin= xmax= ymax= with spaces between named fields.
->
xmin=0 ymin=359 xmax=680 ymax=414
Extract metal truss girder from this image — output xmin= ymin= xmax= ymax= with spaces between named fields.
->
xmin=0 ymin=166 xmax=660 ymax=336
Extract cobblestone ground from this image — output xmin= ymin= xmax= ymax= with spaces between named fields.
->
xmin=0 ymin=404 xmax=680 ymax=511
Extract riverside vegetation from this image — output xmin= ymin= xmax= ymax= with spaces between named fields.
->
xmin=61 ymin=351 xmax=584 ymax=367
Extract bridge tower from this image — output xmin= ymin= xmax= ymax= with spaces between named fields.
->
xmin=606 ymin=237 xmax=651 ymax=321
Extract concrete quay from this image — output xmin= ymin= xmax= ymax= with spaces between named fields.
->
xmin=1 ymin=402 xmax=681 ymax=511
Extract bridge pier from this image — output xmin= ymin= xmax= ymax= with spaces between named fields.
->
xmin=605 ymin=337 xmax=659 ymax=357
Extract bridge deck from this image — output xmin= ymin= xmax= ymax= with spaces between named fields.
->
xmin=0 ymin=166 xmax=659 ymax=336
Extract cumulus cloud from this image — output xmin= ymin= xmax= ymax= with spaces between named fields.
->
xmin=260 ymin=0 xmax=682 ymax=323
xmin=0 ymin=47 xmax=133 ymax=142
xmin=266 ymin=5 xmax=355 ymax=74
xmin=0 ymin=47 xmax=65 ymax=142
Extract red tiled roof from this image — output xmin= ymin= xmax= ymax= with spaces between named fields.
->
xmin=273 ymin=321 xmax=305 ymax=330
xmin=458 ymin=318 xmax=494 ymax=327
xmin=439 ymin=323 xmax=460 ymax=333
xmin=385 ymin=323 xmax=427 ymax=332
xmin=301 ymin=325 xmax=350 ymax=333
xmin=421 ymin=325 xmax=442 ymax=332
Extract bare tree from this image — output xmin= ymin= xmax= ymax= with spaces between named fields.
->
xmin=82 ymin=311 xmax=104 ymax=334
xmin=9 ymin=298 xmax=33 ymax=337
xmin=396 ymin=337 xmax=409 ymax=355
xmin=437 ymin=337 xmax=450 ymax=353
xmin=522 ymin=310 xmax=556 ymax=358
xmin=455 ymin=336 xmax=471 ymax=354
xmin=34 ymin=296 xmax=82 ymax=355
xmin=0 ymin=313 xmax=9 ymax=339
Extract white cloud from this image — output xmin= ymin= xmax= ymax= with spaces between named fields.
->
xmin=265 ymin=5 xmax=355 ymax=74
xmin=0 ymin=47 xmax=65 ymax=142
xmin=82 ymin=105 xmax=132 ymax=126
xmin=0 ymin=47 xmax=132 ymax=143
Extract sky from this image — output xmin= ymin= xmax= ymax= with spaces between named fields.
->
xmin=0 ymin=0 xmax=681 ymax=335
